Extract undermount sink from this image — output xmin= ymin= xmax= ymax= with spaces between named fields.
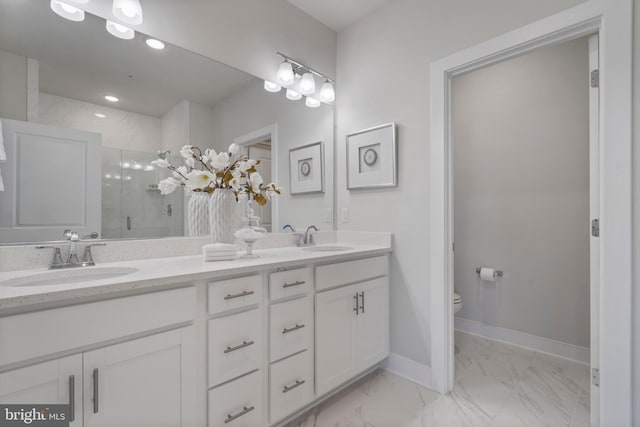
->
xmin=0 ymin=267 xmax=139 ymax=288
xmin=301 ymin=244 xmax=355 ymax=252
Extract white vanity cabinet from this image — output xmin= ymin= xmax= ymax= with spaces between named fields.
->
xmin=0 ymin=287 xmax=197 ymax=427
xmin=315 ymin=257 xmax=390 ymax=397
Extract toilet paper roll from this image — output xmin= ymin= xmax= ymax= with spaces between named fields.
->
xmin=479 ymin=267 xmax=496 ymax=282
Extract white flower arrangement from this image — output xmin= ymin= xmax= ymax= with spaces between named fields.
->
xmin=152 ymin=143 xmax=282 ymax=206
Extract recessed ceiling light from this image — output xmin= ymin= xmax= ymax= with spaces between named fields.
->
xmin=145 ymin=38 xmax=165 ymax=50
xmin=105 ymin=95 xmax=119 ymax=102
xmin=95 ymin=113 xmax=107 ymax=118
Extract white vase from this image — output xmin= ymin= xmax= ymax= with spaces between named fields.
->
xmin=186 ymin=192 xmax=210 ymax=237
xmin=209 ymin=189 xmax=237 ymax=243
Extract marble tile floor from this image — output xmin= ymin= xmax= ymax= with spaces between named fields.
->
xmin=286 ymin=331 xmax=590 ymax=427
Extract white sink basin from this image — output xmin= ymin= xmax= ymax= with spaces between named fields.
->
xmin=0 ymin=267 xmax=139 ymax=288
xmin=301 ymin=245 xmax=355 ymax=252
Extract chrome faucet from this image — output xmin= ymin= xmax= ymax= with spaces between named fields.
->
xmin=303 ymin=225 xmax=318 ymax=246
xmin=36 ymin=230 xmax=106 ymax=269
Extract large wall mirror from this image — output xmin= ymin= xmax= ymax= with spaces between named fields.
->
xmin=0 ymin=0 xmax=334 ymax=245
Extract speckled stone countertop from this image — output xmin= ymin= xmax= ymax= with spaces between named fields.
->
xmin=0 ymin=242 xmax=391 ymax=314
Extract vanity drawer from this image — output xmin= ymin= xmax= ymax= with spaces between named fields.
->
xmin=269 ymin=296 xmax=313 ymax=362
xmin=316 ymin=255 xmax=388 ymax=291
xmin=269 ymin=350 xmax=314 ymax=424
xmin=269 ymin=267 xmax=311 ymax=301
xmin=208 ymin=308 xmax=261 ymax=387
xmin=208 ymin=370 xmax=262 ymax=427
xmin=208 ymin=274 xmax=262 ymax=315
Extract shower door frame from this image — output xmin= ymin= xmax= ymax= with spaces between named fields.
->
xmin=429 ymin=0 xmax=632 ymax=425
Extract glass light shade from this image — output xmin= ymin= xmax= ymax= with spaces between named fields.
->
xmin=305 ymin=97 xmax=321 ymax=108
xmin=106 ymin=20 xmax=134 ymax=40
xmin=50 ymin=0 xmax=85 ymax=21
xmin=276 ymin=61 xmax=294 ymax=86
xmin=112 ymin=0 xmax=143 ymax=25
xmin=299 ymin=72 xmax=316 ymax=95
xmin=320 ymin=81 xmax=335 ymax=103
xmin=286 ymin=89 xmax=302 ymax=101
xmin=263 ymin=80 xmax=282 ymax=93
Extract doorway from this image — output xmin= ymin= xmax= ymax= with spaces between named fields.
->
xmin=428 ymin=2 xmax=632 ymax=425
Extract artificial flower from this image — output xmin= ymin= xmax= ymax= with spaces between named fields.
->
xmin=158 ymin=177 xmax=181 ymax=195
xmin=150 ymin=158 xmax=170 ymax=168
xmin=211 ymin=152 xmax=230 ymax=171
xmin=186 ymin=170 xmax=214 ymax=190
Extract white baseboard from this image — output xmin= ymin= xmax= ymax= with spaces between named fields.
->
xmin=380 ymin=353 xmax=433 ymax=389
xmin=454 ymin=317 xmax=590 ymax=364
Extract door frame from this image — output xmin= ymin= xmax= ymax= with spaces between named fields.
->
xmin=234 ymin=124 xmax=279 ymax=231
xmin=428 ymin=1 xmax=632 ymax=426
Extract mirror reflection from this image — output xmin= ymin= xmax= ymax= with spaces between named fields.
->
xmin=0 ymin=0 xmax=333 ymax=245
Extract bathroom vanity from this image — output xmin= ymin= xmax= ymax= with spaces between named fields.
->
xmin=0 ymin=241 xmax=390 ymax=427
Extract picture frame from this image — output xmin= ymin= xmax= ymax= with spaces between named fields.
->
xmin=289 ymin=141 xmax=324 ymax=194
xmin=346 ymin=122 xmax=397 ymax=189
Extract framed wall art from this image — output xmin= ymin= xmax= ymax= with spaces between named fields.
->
xmin=289 ymin=141 xmax=324 ymax=194
xmin=346 ymin=122 xmax=397 ymax=189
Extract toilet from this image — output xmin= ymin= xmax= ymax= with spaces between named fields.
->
xmin=453 ymin=292 xmax=462 ymax=314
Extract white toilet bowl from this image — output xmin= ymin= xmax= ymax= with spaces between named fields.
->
xmin=453 ymin=292 xmax=462 ymax=314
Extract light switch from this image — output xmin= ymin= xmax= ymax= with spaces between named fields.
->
xmin=341 ymin=208 xmax=349 ymax=223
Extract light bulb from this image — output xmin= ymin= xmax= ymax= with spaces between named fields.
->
xmin=263 ymin=80 xmax=281 ymax=93
xmin=305 ymin=97 xmax=321 ymax=108
xmin=106 ymin=20 xmax=134 ymax=40
xmin=320 ymin=80 xmax=335 ymax=103
xmin=145 ymin=39 xmax=165 ymax=50
xmin=112 ymin=0 xmax=143 ymax=25
xmin=286 ymin=89 xmax=302 ymax=101
xmin=50 ymin=0 xmax=85 ymax=21
xmin=299 ymin=72 xmax=316 ymax=95
xmin=277 ymin=61 xmax=294 ymax=86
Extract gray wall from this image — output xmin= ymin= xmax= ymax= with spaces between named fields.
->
xmin=335 ymin=0 xmax=587 ymax=367
xmin=452 ymin=37 xmax=590 ymax=348
xmin=0 ymin=49 xmax=27 ymax=121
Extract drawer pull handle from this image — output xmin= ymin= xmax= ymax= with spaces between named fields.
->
xmin=359 ymin=291 xmax=365 ymax=313
xmin=283 ymin=280 xmax=306 ymax=288
xmin=224 ymin=405 xmax=255 ymax=424
xmin=353 ymin=294 xmax=359 ymax=315
xmin=283 ymin=379 xmax=306 ymax=393
xmin=68 ymin=375 xmax=75 ymax=422
xmin=92 ymin=368 xmax=99 ymax=413
xmin=282 ymin=324 xmax=305 ymax=334
xmin=224 ymin=290 xmax=254 ymax=300
xmin=224 ymin=340 xmax=255 ymax=353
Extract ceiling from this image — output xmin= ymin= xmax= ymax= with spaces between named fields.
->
xmin=287 ymin=0 xmax=392 ymax=32
xmin=0 ymin=0 xmax=255 ymax=117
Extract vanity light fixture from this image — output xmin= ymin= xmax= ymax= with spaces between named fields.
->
xmin=299 ymin=72 xmax=316 ymax=95
xmin=112 ymin=0 xmax=143 ymax=26
xmin=276 ymin=60 xmax=295 ymax=86
xmin=305 ymin=97 xmax=321 ymax=108
xmin=271 ymin=52 xmax=335 ymax=105
xmin=263 ymin=80 xmax=281 ymax=93
xmin=320 ymin=80 xmax=335 ymax=103
xmin=50 ymin=0 xmax=85 ymax=22
xmin=94 ymin=113 xmax=107 ymax=118
xmin=104 ymin=95 xmax=119 ymax=102
xmin=145 ymin=38 xmax=165 ymax=50
xmin=286 ymin=89 xmax=302 ymax=101
xmin=106 ymin=20 xmax=134 ymax=40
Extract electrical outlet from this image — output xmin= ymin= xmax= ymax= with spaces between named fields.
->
xmin=341 ymin=208 xmax=350 ymax=223
xmin=324 ymin=208 xmax=333 ymax=223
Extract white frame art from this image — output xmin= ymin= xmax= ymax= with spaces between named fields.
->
xmin=429 ymin=1 xmax=632 ymax=425
xmin=289 ymin=141 xmax=324 ymax=194
xmin=346 ymin=122 xmax=397 ymax=190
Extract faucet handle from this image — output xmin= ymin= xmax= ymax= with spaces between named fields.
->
xmin=82 ymin=243 xmax=106 ymax=265
xmin=36 ymin=246 xmax=63 ymax=268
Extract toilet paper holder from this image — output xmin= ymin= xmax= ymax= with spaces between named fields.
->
xmin=475 ymin=267 xmax=503 ymax=278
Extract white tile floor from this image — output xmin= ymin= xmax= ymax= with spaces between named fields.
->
xmin=287 ymin=331 xmax=590 ymax=427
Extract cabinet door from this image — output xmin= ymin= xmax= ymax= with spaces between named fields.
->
xmin=356 ymin=277 xmax=390 ymax=371
xmin=315 ymin=285 xmax=358 ymax=396
xmin=0 ymin=355 xmax=83 ymax=426
xmin=83 ymin=327 xmax=196 ymax=427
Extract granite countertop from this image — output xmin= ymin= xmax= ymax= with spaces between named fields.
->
xmin=0 ymin=244 xmax=391 ymax=314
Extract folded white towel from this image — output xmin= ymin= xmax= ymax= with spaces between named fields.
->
xmin=0 ymin=119 xmax=6 ymax=163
